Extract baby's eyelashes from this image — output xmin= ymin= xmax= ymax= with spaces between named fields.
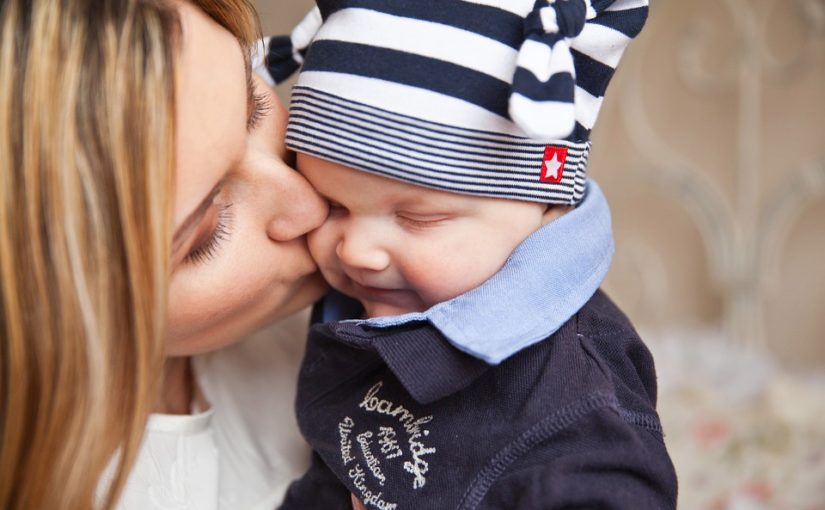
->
xmin=318 ymin=197 xmax=455 ymax=230
xmin=396 ymin=213 xmax=452 ymax=230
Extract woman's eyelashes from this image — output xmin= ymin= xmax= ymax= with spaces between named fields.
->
xmin=247 ymin=90 xmax=271 ymax=131
xmin=183 ymin=203 xmax=234 ymax=266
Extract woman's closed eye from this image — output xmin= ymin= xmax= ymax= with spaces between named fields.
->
xmin=183 ymin=202 xmax=234 ymax=265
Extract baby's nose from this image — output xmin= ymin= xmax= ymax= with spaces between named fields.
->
xmin=335 ymin=228 xmax=391 ymax=272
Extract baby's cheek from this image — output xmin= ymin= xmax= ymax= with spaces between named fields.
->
xmin=405 ymin=251 xmax=484 ymax=304
xmin=419 ymin=238 xmax=514 ymax=302
xmin=306 ymin=226 xmax=334 ymax=264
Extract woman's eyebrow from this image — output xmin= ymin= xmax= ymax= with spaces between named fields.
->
xmin=171 ymin=184 xmax=222 ymax=255
xmin=244 ymin=53 xmax=257 ymax=132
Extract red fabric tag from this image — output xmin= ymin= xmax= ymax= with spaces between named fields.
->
xmin=540 ymin=146 xmax=568 ymax=183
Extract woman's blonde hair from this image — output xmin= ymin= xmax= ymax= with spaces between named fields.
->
xmin=0 ymin=1 xmax=257 ymax=508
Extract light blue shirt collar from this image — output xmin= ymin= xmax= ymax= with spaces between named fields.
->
xmin=320 ymin=180 xmax=614 ymax=365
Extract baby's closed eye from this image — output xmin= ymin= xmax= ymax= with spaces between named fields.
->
xmin=396 ymin=212 xmax=453 ymax=230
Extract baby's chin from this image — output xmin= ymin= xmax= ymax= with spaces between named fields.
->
xmin=362 ymin=301 xmax=421 ymax=318
xmin=364 ymin=303 xmax=410 ymax=319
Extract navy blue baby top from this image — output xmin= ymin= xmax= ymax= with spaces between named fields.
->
xmin=280 ymin=290 xmax=678 ymax=509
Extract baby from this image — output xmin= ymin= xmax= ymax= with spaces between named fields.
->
xmin=261 ymin=1 xmax=678 ymax=508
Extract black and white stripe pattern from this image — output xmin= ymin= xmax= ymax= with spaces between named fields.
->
xmin=266 ymin=0 xmax=648 ymax=204
xmin=258 ymin=7 xmax=322 ymax=85
xmin=287 ymin=86 xmax=590 ymax=203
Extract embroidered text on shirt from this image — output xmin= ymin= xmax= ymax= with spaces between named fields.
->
xmin=359 ymin=382 xmax=437 ymax=490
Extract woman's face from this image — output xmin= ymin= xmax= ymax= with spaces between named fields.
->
xmin=165 ymin=3 xmax=328 ymax=356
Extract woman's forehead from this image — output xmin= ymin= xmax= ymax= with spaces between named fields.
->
xmin=173 ymin=2 xmax=248 ymax=229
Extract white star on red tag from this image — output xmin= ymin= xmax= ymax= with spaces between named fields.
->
xmin=540 ymin=146 xmax=568 ymax=184
xmin=543 ymin=153 xmax=562 ymax=180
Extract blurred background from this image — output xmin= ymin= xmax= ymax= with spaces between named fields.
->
xmin=254 ymin=1 xmax=825 ymax=508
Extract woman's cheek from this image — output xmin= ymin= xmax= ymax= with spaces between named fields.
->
xmin=166 ymin=226 xmax=269 ymax=349
xmin=167 ymin=263 xmax=247 ymax=327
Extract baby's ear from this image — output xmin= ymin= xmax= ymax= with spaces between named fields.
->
xmin=541 ymin=204 xmax=573 ymax=226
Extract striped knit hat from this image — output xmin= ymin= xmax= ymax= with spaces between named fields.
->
xmin=262 ymin=0 xmax=648 ymax=205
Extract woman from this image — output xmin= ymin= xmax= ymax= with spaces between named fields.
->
xmin=0 ymin=1 xmax=327 ymax=508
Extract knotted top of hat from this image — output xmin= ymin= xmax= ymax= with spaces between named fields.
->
xmin=262 ymin=0 xmax=649 ymax=205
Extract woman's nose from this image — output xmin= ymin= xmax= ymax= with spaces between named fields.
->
xmin=266 ymin=167 xmax=328 ymax=242
xmin=335 ymin=224 xmax=391 ymax=272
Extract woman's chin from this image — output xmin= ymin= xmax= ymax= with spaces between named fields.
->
xmin=271 ymin=271 xmax=329 ymax=320
xmin=165 ymin=272 xmax=329 ymax=357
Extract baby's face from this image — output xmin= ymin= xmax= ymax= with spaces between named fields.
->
xmin=298 ymin=154 xmax=546 ymax=317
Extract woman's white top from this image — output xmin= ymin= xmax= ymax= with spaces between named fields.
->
xmin=114 ymin=312 xmax=312 ymax=510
